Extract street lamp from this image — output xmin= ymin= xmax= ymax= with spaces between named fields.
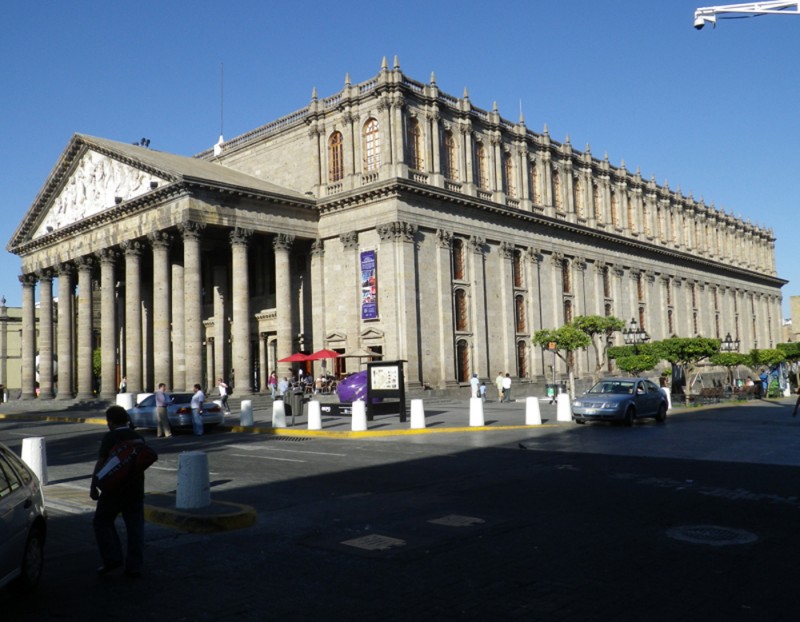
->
xmin=719 ymin=332 xmax=740 ymax=352
xmin=623 ymin=318 xmax=650 ymax=352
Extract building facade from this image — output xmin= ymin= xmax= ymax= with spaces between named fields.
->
xmin=7 ymin=58 xmax=785 ymax=399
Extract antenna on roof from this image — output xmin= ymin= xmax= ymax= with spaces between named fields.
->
xmin=214 ymin=62 xmax=225 ymax=157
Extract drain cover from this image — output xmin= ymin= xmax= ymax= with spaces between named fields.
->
xmin=340 ymin=534 xmax=406 ymax=551
xmin=666 ymin=525 xmax=757 ymax=547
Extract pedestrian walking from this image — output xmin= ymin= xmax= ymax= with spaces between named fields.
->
xmin=278 ymin=376 xmax=289 ymax=398
xmin=268 ymin=371 xmax=278 ymax=399
xmin=154 ymin=383 xmax=172 ymax=438
xmin=479 ymin=382 xmax=487 ymax=402
xmin=118 ymin=376 xmax=127 ymax=394
xmin=470 ymin=373 xmax=480 ymax=399
xmin=502 ymin=373 xmax=512 ymax=403
xmin=90 ymin=405 xmax=149 ymax=577
xmin=495 ymin=372 xmax=504 ymax=402
xmin=191 ymin=384 xmax=205 ymax=436
xmin=218 ymin=378 xmax=232 ymax=415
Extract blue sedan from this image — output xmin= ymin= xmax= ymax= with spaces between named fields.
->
xmin=127 ymin=393 xmax=224 ymax=431
xmin=572 ymin=378 xmax=668 ymax=426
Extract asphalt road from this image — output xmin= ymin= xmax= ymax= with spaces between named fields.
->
xmin=2 ymin=398 xmax=800 ymax=621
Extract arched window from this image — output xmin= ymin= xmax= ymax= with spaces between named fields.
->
xmin=529 ymin=160 xmax=541 ymax=204
xmin=452 ymin=238 xmax=465 ymax=281
xmin=475 ymin=143 xmax=488 ymax=189
xmin=552 ymin=169 xmax=562 ymax=210
xmin=503 ymin=152 xmax=516 ymax=198
xmin=455 ymin=289 xmax=469 ymax=332
xmin=517 ymin=341 xmax=528 ymax=379
xmin=406 ymin=117 xmax=423 ymax=171
xmin=610 ymin=189 xmax=619 ymax=227
xmin=593 ymin=182 xmax=602 ymax=220
xmin=443 ymin=130 xmax=458 ymax=180
xmin=564 ymin=299 xmax=573 ymax=323
xmin=515 ymin=295 xmax=526 ymax=333
xmin=328 ymin=131 xmax=344 ymax=183
xmin=561 ymin=259 xmax=571 ymax=294
xmin=456 ymin=339 xmax=470 ymax=383
xmin=512 ymin=251 xmax=523 ymax=288
xmin=574 ymin=176 xmax=584 ymax=217
xmin=363 ymin=118 xmax=381 ymax=172
xmin=603 ymin=266 xmax=611 ymax=298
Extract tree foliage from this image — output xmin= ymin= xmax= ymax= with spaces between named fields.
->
xmin=749 ymin=348 xmax=787 ymax=368
xmin=572 ymin=315 xmax=626 ymax=383
xmin=533 ymin=325 xmax=591 ymax=398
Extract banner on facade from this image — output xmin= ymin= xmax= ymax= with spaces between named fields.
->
xmin=360 ymin=250 xmax=378 ymax=320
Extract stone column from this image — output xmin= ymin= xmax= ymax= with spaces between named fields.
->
xmin=231 ymin=228 xmax=253 ymax=394
xmin=98 ymin=250 xmax=117 ymax=400
xmin=338 ymin=232 xmax=360 ymax=357
xmin=212 ymin=265 xmax=226 ymax=386
xmin=310 ymin=239 xmax=326 ymax=353
xmin=498 ymin=242 xmax=515 ymax=376
xmin=428 ymin=108 xmax=442 ymax=186
xmin=180 ymin=222 xmax=204 ymax=390
xmin=122 ymin=241 xmax=143 ymax=394
xmin=56 ymin=263 xmax=74 ymax=399
xmin=171 ymin=258 xmax=185 ymax=391
xmin=149 ymin=232 xmax=172 ymax=389
xmin=526 ymin=249 xmax=544 ymax=379
xmin=274 ymin=233 xmax=295 ymax=380
xmin=258 ymin=331 xmax=268 ymax=392
xmin=19 ymin=275 xmax=37 ymax=400
xmin=37 ymin=271 xmax=55 ymax=399
xmin=75 ymin=257 xmax=94 ymax=399
xmin=435 ymin=230 xmax=458 ymax=387
xmin=469 ymin=236 xmax=488 ymax=376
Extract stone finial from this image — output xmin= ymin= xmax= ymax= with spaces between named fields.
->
xmin=603 ymin=151 xmax=609 ymax=162
xmin=493 ymin=101 xmax=498 ymax=112
xmin=393 ymin=55 xmax=400 ymax=69
xmin=463 ymin=87 xmax=469 ymax=99
xmin=620 ymin=158 xmax=626 ymax=170
xmin=585 ymin=142 xmax=591 ymax=154
xmin=430 ymin=71 xmax=436 ymax=84
xmin=311 ymin=86 xmax=318 ymax=101
xmin=565 ymin=134 xmax=571 ymax=146
xmin=345 ymin=72 xmax=351 ymax=86
xmin=543 ymin=123 xmax=549 ymax=136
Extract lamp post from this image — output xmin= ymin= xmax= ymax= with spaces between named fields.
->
xmin=623 ymin=318 xmax=650 ymax=353
xmin=719 ymin=332 xmax=740 ymax=353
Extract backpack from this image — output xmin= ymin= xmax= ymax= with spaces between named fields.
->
xmin=94 ymin=438 xmax=158 ymax=493
xmin=226 ymin=383 xmax=233 ymax=396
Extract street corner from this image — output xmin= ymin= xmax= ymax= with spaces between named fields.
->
xmin=144 ymin=492 xmax=257 ymax=534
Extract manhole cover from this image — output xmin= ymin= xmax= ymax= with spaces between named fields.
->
xmin=666 ymin=525 xmax=758 ymax=547
xmin=428 ymin=514 xmax=486 ymax=527
xmin=340 ymin=534 xmax=406 ymax=551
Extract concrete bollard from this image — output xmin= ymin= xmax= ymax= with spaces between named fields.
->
xmin=410 ymin=398 xmax=426 ymax=429
xmin=176 ymin=451 xmax=210 ymax=510
xmin=525 ymin=396 xmax=542 ymax=425
xmin=351 ymin=399 xmax=367 ymax=431
xmin=21 ymin=437 xmax=48 ymax=485
xmin=660 ymin=387 xmax=672 ymax=411
xmin=240 ymin=399 xmax=253 ymax=426
xmin=272 ymin=399 xmax=287 ymax=428
xmin=116 ymin=393 xmax=135 ymax=409
xmin=307 ymin=400 xmax=322 ymax=430
xmin=469 ymin=397 xmax=485 ymax=427
xmin=556 ymin=392 xmax=572 ymax=422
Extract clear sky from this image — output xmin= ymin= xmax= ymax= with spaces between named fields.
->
xmin=2 ymin=1 xmax=798 ymax=317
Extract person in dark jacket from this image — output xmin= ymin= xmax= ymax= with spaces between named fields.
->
xmin=90 ymin=405 xmax=147 ymax=577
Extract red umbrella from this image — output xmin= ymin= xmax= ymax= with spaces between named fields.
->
xmin=277 ymin=352 xmax=310 ymax=363
xmin=306 ymin=348 xmax=340 ymax=361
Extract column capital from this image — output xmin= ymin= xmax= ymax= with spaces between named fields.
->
xmin=54 ymin=262 xmax=74 ymax=277
xmin=97 ymin=248 xmax=118 ymax=265
xmin=75 ymin=255 xmax=95 ymax=271
xmin=148 ymin=230 xmax=172 ymax=249
xmin=339 ymin=231 xmax=359 ymax=250
xmin=310 ymin=238 xmax=325 ymax=257
xmin=377 ymin=221 xmax=417 ymax=243
xmin=230 ymin=227 xmax=254 ymax=246
xmin=273 ymin=233 xmax=295 ymax=252
xmin=121 ymin=240 xmax=143 ymax=257
xmin=36 ymin=268 xmax=54 ymax=282
xmin=19 ymin=273 xmax=37 ymax=287
xmin=178 ymin=220 xmax=205 ymax=241
xmin=526 ymin=247 xmax=543 ymax=264
xmin=436 ymin=229 xmax=453 ymax=249
xmin=499 ymin=241 xmax=514 ymax=259
xmin=469 ymin=235 xmax=486 ymax=254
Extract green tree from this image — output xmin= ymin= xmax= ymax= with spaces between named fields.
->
xmin=658 ymin=337 xmax=721 ymax=405
xmin=749 ymin=348 xmax=787 ymax=369
xmin=776 ymin=342 xmax=800 ymax=388
xmin=572 ymin=315 xmax=626 ymax=383
xmin=533 ymin=325 xmax=591 ymax=399
xmin=607 ymin=343 xmax=661 ymax=376
xmin=709 ymin=352 xmax=750 ymax=388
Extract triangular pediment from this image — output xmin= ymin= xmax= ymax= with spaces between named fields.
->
xmin=360 ymin=328 xmax=384 ymax=340
xmin=31 ymin=148 xmax=169 ymax=240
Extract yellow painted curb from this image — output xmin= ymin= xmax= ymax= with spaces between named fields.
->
xmin=0 ymin=413 xmax=107 ymax=425
xmin=144 ymin=493 xmax=257 ymax=533
xmin=225 ymin=423 xmax=560 ymax=439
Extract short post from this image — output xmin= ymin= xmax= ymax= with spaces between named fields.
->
xmin=240 ymin=399 xmax=253 ymax=426
xmin=307 ymin=400 xmax=322 ymax=430
xmin=409 ymin=398 xmax=426 ymax=429
xmin=351 ymin=399 xmax=367 ymax=431
xmin=525 ymin=396 xmax=542 ymax=425
xmin=659 ymin=387 xmax=672 ymax=410
xmin=21 ymin=437 xmax=48 ymax=485
xmin=176 ymin=451 xmax=210 ymax=510
xmin=116 ymin=393 xmax=135 ymax=409
xmin=272 ymin=400 xmax=287 ymax=428
xmin=556 ymin=392 xmax=572 ymax=422
xmin=469 ymin=397 xmax=484 ymax=427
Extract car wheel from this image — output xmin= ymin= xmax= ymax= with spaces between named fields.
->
xmin=655 ymin=404 xmax=667 ymax=423
xmin=575 ymin=418 xmax=586 ymax=425
xmin=10 ymin=525 xmax=45 ymax=593
xmin=624 ymin=407 xmax=635 ymax=427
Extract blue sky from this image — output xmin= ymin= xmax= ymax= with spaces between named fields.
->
xmin=2 ymin=1 xmax=798 ymax=317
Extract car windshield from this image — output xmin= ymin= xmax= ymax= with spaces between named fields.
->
xmin=588 ymin=381 xmax=635 ymax=395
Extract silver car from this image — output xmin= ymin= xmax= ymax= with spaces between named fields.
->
xmin=0 ymin=442 xmax=47 ymax=593
xmin=572 ymin=377 xmax=668 ymax=426
xmin=127 ymin=392 xmax=224 ymax=431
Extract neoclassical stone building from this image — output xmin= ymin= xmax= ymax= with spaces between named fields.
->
xmin=7 ymin=58 xmax=785 ymax=399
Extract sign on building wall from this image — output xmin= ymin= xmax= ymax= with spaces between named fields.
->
xmin=361 ymin=250 xmax=378 ymax=320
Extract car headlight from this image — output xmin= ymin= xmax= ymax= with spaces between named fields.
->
xmin=573 ymin=400 xmax=582 ymax=407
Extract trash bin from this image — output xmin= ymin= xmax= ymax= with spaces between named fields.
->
xmin=288 ymin=390 xmax=305 ymax=424
xmin=546 ymin=383 xmax=567 ymax=398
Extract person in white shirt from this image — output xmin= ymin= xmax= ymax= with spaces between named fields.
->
xmin=217 ymin=378 xmax=231 ymax=415
xmin=502 ymin=373 xmax=512 ymax=403
xmin=469 ymin=373 xmax=480 ymax=399
xmin=190 ymin=384 xmax=205 ymax=436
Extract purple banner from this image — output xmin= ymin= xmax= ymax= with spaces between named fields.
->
xmin=360 ymin=250 xmax=378 ymax=320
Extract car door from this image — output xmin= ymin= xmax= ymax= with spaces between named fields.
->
xmin=641 ymin=380 xmax=662 ymax=416
xmin=0 ymin=449 xmax=27 ymax=587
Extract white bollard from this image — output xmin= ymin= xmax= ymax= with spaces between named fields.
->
xmin=525 ymin=396 xmax=542 ymax=425
xmin=410 ymin=398 xmax=426 ymax=429
xmin=351 ymin=399 xmax=367 ymax=431
xmin=176 ymin=451 xmax=210 ymax=510
xmin=660 ymin=387 xmax=672 ymax=410
xmin=307 ymin=400 xmax=322 ymax=430
xmin=21 ymin=437 xmax=48 ymax=485
xmin=556 ymin=392 xmax=572 ymax=422
xmin=116 ymin=393 xmax=135 ymax=409
xmin=469 ymin=397 xmax=485 ymax=427
xmin=272 ymin=399 xmax=287 ymax=428
xmin=240 ymin=399 xmax=253 ymax=426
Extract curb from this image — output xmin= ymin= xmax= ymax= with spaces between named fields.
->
xmin=144 ymin=493 xmax=257 ymax=533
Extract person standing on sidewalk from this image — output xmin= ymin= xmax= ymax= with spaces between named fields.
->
xmin=502 ymin=373 xmax=512 ymax=403
xmin=90 ymin=405 xmax=147 ymax=577
xmin=470 ymin=373 xmax=480 ymax=399
xmin=154 ymin=383 xmax=172 ymax=438
xmin=217 ymin=378 xmax=232 ymax=415
xmin=191 ymin=384 xmax=205 ymax=436
xmin=495 ymin=372 xmax=505 ymax=402
xmin=268 ymin=371 xmax=278 ymax=399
